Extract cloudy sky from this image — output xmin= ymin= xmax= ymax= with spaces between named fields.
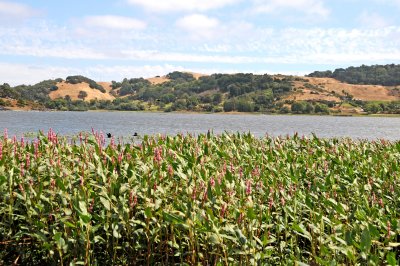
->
xmin=1 ymin=0 xmax=400 ymax=85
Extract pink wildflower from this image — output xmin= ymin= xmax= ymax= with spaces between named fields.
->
xmin=246 ymin=179 xmax=252 ymax=196
xmin=153 ymin=147 xmax=162 ymax=163
xmin=192 ymin=186 xmax=197 ymax=200
xmin=220 ymin=203 xmax=227 ymax=218
xmin=252 ymin=166 xmax=260 ymax=177
xmin=20 ymin=163 xmax=24 ymax=176
xmin=25 ymin=155 xmax=30 ymax=169
xmin=210 ymin=177 xmax=215 ymax=187
xmin=50 ymin=178 xmax=56 ymax=190
xmin=238 ymin=212 xmax=244 ymax=224
xmin=222 ymin=161 xmax=227 ymax=174
xmin=280 ymin=196 xmax=286 ymax=206
xmin=202 ymin=187 xmax=208 ymax=202
xmin=269 ymin=197 xmax=274 ymax=210
xmin=34 ymin=140 xmax=39 ymax=159
xmin=168 ymin=165 xmax=173 ymax=176
xmin=110 ymin=137 xmax=115 ymax=148
xmin=379 ymin=198 xmax=384 ymax=208
xmin=19 ymin=183 xmax=24 ymax=193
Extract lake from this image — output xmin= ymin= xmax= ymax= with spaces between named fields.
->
xmin=0 ymin=111 xmax=399 ymax=140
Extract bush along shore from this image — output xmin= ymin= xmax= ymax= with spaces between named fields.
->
xmin=0 ymin=130 xmax=399 ymax=265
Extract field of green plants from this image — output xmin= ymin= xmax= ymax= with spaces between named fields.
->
xmin=0 ymin=129 xmax=399 ymax=265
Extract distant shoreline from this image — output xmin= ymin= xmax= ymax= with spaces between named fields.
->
xmin=2 ymin=108 xmax=400 ymax=118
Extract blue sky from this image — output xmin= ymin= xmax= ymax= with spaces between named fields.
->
xmin=1 ymin=0 xmax=400 ymax=85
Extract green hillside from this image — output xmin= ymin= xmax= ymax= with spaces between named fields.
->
xmin=1 ymin=64 xmax=400 ymax=115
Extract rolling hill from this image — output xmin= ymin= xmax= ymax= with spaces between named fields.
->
xmin=1 ymin=65 xmax=400 ymax=114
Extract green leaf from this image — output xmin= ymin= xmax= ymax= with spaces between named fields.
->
xmin=100 ymin=196 xmax=111 ymax=211
xmin=163 ymin=211 xmax=185 ymax=224
xmin=53 ymin=232 xmax=66 ymax=250
xmin=79 ymin=201 xmax=87 ymax=215
xmin=79 ymin=214 xmax=91 ymax=224
xmin=368 ymin=224 xmax=380 ymax=239
xmin=94 ymin=235 xmax=105 ymax=243
xmin=56 ymin=177 xmax=66 ymax=191
xmin=292 ymin=223 xmax=311 ymax=240
xmin=209 ymin=234 xmax=220 ymax=244
xmin=0 ymin=175 xmax=6 ymax=187
xmin=235 ymin=228 xmax=247 ymax=245
xmin=387 ymin=252 xmax=398 ymax=266
xmin=360 ymin=228 xmax=371 ymax=252
xmin=247 ymin=207 xmax=256 ymax=220
xmin=144 ymin=207 xmax=152 ymax=218
xmin=63 ymin=221 xmax=76 ymax=228
xmin=64 ymin=208 xmax=72 ymax=216
xmin=34 ymin=231 xmax=48 ymax=242
xmin=388 ymin=242 xmax=400 ymax=247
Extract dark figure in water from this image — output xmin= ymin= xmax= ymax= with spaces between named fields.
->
xmin=133 ymin=132 xmax=138 ymax=137
xmin=106 ymin=133 xmax=112 ymax=138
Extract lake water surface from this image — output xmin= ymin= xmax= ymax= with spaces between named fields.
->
xmin=0 ymin=111 xmax=399 ymax=140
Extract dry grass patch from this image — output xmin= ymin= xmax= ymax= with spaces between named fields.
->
xmin=305 ymin=77 xmax=400 ymax=101
xmin=50 ymin=81 xmax=115 ymax=101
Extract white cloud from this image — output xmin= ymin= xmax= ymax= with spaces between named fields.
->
xmin=0 ymin=63 xmax=77 ymax=86
xmin=2 ymin=25 xmax=400 ymax=66
xmin=357 ymin=11 xmax=391 ymax=28
xmin=176 ymin=14 xmax=219 ymax=39
xmin=0 ymin=63 xmax=187 ymax=86
xmin=0 ymin=1 xmax=38 ymax=20
xmin=373 ymin=0 xmax=400 ymax=7
xmin=252 ymin=0 xmax=329 ymax=17
xmin=126 ymin=0 xmax=240 ymax=12
xmin=84 ymin=15 xmax=146 ymax=31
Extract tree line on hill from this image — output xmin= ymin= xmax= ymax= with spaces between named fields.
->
xmin=307 ymin=64 xmax=400 ymax=86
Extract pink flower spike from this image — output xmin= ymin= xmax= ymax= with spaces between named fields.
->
xmin=168 ymin=165 xmax=173 ymax=176
xmin=280 ymin=196 xmax=285 ymax=206
xmin=379 ymin=198 xmax=384 ymax=208
xmin=210 ymin=177 xmax=215 ymax=187
xmin=246 ymin=179 xmax=252 ymax=196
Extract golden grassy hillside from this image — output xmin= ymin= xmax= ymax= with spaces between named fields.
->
xmin=49 ymin=81 xmax=115 ymax=101
xmin=289 ymin=77 xmax=400 ymax=102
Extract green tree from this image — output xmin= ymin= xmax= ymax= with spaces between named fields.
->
xmin=78 ymin=91 xmax=88 ymax=100
xmin=223 ymin=100 xmax=236 ymax=112
xmin=236 ymin=99 xmax=254 ymax=112
xmin=291 ymin=102 xmax=305 ymax=114
xmin=314 ymin=103 xmax=329 ymax=114
xmin=212 ymin=93 xmax=222 ymax=104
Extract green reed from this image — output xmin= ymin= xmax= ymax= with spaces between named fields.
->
xmin=0 ymin=130 xmax=399 ymax=265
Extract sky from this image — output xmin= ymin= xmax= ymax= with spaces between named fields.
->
xmin=0 ymin=0 xmax=400 ymax=85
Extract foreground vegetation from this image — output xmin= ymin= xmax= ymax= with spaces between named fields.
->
xmin=0 ymin=130 xmax=400 ymax=265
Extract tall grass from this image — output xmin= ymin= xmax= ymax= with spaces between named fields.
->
xmin=0 ymin=129 xmax=399 ymax=265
